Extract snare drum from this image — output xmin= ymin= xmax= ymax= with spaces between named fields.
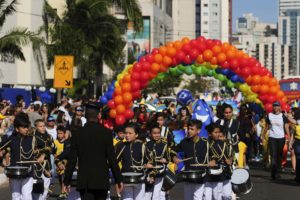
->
xmin=208 ymin=166 xmax=223 ymax=176
xmin=32 ymin=178 xmax=44 ymax=194
xmin=4 ymin=166 xmax=30 ymax=179
xmin=179 ymin=170 xmax=206 ymax=183
xmin=231 ymin=169 xmax=252 ymax=195
xmin=122 ymin=172 xmax=145 ymax=184
xmin=161 ymin=168 xmax=177 ymax=191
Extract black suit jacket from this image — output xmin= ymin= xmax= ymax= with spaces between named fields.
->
xmin=64 ymin=121 xmax=122 ymax=190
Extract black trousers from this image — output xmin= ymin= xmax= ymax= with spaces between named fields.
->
xmin=79 ymin=189 xmax=108 ymax=200
xmin=268 ymin=137 xmax=285 ymax=177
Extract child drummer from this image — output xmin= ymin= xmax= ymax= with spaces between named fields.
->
xmin=172 ymin=119 xmax=212 ymax=200
xmin=145 ymin=123 xmax=170 ymax=200
xmin=115 ymin=123 xmax=151 ymax=200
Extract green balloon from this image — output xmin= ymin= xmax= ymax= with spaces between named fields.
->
xmin=157 ymin=73 xmax=166 ymax=80
xmin=217 ymin=74 xmax=226 ymax=82
xmin=178 ymin=64 xmax=186 ymax=71
xmin=212 ymin=69 xmax=217 ymax=77
xmin=176 ymin=68 xmax=184 ymax=75
xmin=184 ymin=66 xmax=193 ymax=75
xmin=201 ymin=67 xmax=209 ymax=75
xmin=226 ymin=80 xmax=235 ymax=88
xmin=194 ymin=67 xmax=203 ymax=76
xmin=206 ymin=69 xmax=213 ymax=76
xmin=169 ymin=67 xmax=178 ymax=76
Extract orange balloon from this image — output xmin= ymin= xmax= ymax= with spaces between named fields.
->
xmin=268 ymin=78 xmax=277 ymax=86
xmin=128 ymin=67 xmax=133 ymax=74
xmin=160 ymin=65 xmax=168 ymax=72
xmin=221 ymin=42 xmax=230 ymax=52
xmin=123 ymin=92 xmax=133 ymax=104
xmin=174 ymin=41 xmax=183 ymax=50
xmin=166 ymin=47 xmax=177 ymax=57
xmin=269 ymin=86 xmax=278 ymax=94
xmin=151 ymin=63 xmax=161 ymax=73
xmin=114 ymin=95 xmax=123 ymax=105
xmin=226 ymin=50 xmax=236 ymax=61
xmin=182 ymin=37 xmax=190 ymax=44
xmin=166 ymin=42 xmax=174 ymax=48
xmin=210 ymin=57 xmax=218 ymax=65
xmin=122 ymin=83 xmax=131 ymax=92
xmin=251 ymin=85 xmax=261 ymax=93
xmin=251 ymin=75 xmax=261 ymax=85
xmin=277 ymin=91 xmax=285 ymax=98
xmin=196 ymin=55 xmax=204 ymax=64
xmin=236 ymin=50 xmax=245 ymax=58
xmin=154 ymin=54 xmax=163 ymax=63
xmin=149 ymin=72 xmax=158 ymax=79
xmin=212 ymin=45 xmax=222 ymax=55
xmin=123 ymin=74 xmax=131 ymax=83
xmin=217 ymin=53 xmax=226 ymax=64
xmin=162 ymin=56 xmax=172 ymax=67
xmin=261 ymin=76 xmax=270 ymax=85
xmin=246 ymin=76 xmax=252 ymax=85
xmin=116 ymin=104 xmax=126 ymax=114
xmin=260 ymin=85 xmax=269 ymax=94
xmin=109 ymin=109 xmax=117 ymax=118
xmin=159 ymin=46 xmax=167 ymax=56
xmin=282 ymin=96 xmax=288 ymax=102
xmin=114 ymin=86 xmax=122 ymax=96
xmin=203 ymin=50 xmax=213 ymax=61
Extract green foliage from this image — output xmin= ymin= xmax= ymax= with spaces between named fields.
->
xmin=184 ymin=76 xmax=212 ymax=94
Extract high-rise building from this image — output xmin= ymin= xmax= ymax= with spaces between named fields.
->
xmin=233 ymin=13 xmax=290 ymax=80
xmin=278 ymin=0 xmax=300 ymax=75
xmin=195 ymin=0 xmax=231 ymax=42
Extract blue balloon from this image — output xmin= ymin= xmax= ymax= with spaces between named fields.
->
xmin=100 ymin=96 xmax=108 ymax=104
xmin=176 ymin=89 xmax=194 ymax=106
xmin=221 ymin=69 xmax=230 ymax=76
xmin=107 ymin=91 xmax=114 ymax=99
xmin=238 ymin=77 xmax=245 ymax=83
xmin=230 ymin=75 xmax=240 ymax=83
xmin=108 ymin=85 xmax=115 ymax=91
xmin=227 ymin=70 xmax=235 ymax=77
xmin=215 ymin=68 xmax=222 ymax=73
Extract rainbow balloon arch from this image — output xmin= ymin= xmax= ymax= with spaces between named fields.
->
xmin=99 ymin=37 xmax=290 ymax=125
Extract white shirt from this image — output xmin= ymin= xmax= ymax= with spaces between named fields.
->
xmin=268 ymin=113 xmax=286 ymax=139
xmin=58 ymin=106 xmax=72 ymax=123
xmin=46 ymin=126 xmax=57 ymax=140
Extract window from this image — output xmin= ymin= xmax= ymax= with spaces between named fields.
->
xmin=212 ymin=3 xmax=218 ymax=7
xmin=213 ymin=12 xmax=218 ymax=16
xmin=204 ymin=21 xmax=208 ymax=25
xmin=204 ymin=3 xmax=208 ymax=7
xmin=203 ymin=30 xmax=208 ymax=33
xmin=203 ymin=12 xmax=208 ymax=16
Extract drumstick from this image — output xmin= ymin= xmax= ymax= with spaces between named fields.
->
xmin=0 ymin=140 xmax=11 ymax=150
xmin=190 ymin=163 xmax=209 ymax=167
xmin=17 ymin=160 xmax=39 ymax=164
xmin=179 ymin=157 xmax=193 ymax=162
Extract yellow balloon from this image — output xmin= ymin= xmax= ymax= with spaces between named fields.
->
xmin=114 ymin=82 xmax=120 ymax=87
xmin=239 ymin=84 xmax=248 ymax=93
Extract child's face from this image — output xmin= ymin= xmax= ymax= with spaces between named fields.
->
xmin=210 ymin=128 xmax=221 ymax=141
xmin=16 ymin=126 xmax=29 ymax=136
xmin=125 ymin=127 xmax=138 ymax=142
xmin=117 ymin=131 xmax=125 ymax=140
xmin=219 ymin=133 xmax=225 ymax=141
xmin=57 ymin=130 xmax=64 ymax=140
xmin=156 ymin=116 xmax=165 ymax=127
xmin=150 ymin=127 xmax=161 ymax=141
xmin=36 ymin=122 xmax=46 ymax=134
xmin=188 ymin=125 xmax=199 ymax=138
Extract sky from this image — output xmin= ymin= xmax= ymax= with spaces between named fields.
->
xmin=233 ymin=0 xmax=278 ymax=30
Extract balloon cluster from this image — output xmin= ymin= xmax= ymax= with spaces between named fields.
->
xmin=106 ymin=37 xmax=289 ymax=125
xmin=100 ymin=81 xmax=115 ymax=105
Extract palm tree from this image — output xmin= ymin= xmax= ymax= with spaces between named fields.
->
xmin=0 ymin=0 xmax=44 ymax=61
xmin=44 ymin=0 xmax=143 ymax=96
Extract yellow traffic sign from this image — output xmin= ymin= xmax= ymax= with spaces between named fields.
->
xmin=54 ymin=56 xmax=74 ymax=88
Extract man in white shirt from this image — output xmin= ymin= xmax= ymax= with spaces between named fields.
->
xmin=46 ymin=116 xmax=57 ymax=182
xmin=266 ymin=101 xmax=290 ymax=180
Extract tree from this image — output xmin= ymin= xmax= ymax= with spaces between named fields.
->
xmin=44 ymin=0 xmax=143 ymax=96
xmin=0 ymin=0 xmax=44 ymax=61
xmin=184 ymin=76 xmax=212 ymax=94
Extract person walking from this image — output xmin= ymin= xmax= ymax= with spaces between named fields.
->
xmin=266 ymin=101 xmax=290 ymax=180
xmin=63 ymin=103 xmax=123 ymax=200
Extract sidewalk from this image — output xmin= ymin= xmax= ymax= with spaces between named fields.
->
xmin=0 ymin=166 xmax=7 ymax=186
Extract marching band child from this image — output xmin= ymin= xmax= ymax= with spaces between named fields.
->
xmin=172 ymin=120 xmax=211 ymax=200
xmin=115 ymin=123 xmax=151 ymax=200
xmin=145 ymin=123 xmax=170 ymax=200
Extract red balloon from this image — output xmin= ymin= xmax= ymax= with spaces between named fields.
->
xmin=264 ymin=103 xmax=273 ymax=113
xmin=175 ymin=50 xmax=186 ymax=61
xmin=197 ymin=43 xmax=207 ymax=53
xmin=259 ymin=95 xmax=268 ymax=103
xmin=248 ymin=58 xmax=257 ymax=67
xmin=205 ymin=39 xmax=215 ymax=49
xmin=145 ymin=54 xmax=153 ymax=63
xmin=190 ymin=39 xmax=199 ymax=48
xmin=133 ymin=63 xmax=142 ymax=72
xmin=183 ymin=55 xmax=192 ymax=65
xmin=115 ymin=115 xmax=126 ymax=125
xmin=140 ymin=72 xmax=149 ymax=82
xmin=282 ymin=104 xmax=291 ymax=112
xmin=240 ymin=67 xmax=251 ymax=78
xmin=151 ymin=48 xmax=159 ymax=54
xmin=221 ymin=61 xmax=230 ymax=69
xmin=142 ymin=62 xmax=151 ymax=71
xmin=131 ymin=72 xmax=140 ymax=81
xmin=238 ymin=57 xmax=249 ymax=68
xmin=182 ymin=43 xmax=192 ymax=54
xmin=124 ymin=109 xmax=134 ymax=119
xmin=229 ymin=59 xmax=239 ymax=70
xmin=189 ymin=49 xmax=199 ymax=60
xmin=107 ymin=100 xmax=115 ymax=109
xmin=172 ymin=57 xmax=179 ymax=66
xmin=132 ymin=91 xmax=142 ymax=99
xmin=267 ymin=95 xmax=277 ymax=104
xmin=197 ymin=36 xmax=206 ymax=43
xmin=251 ymin=67 xmax=260 ymax=75
xmin=131 ymin=81 xmax=140 ymax=91
xmin=235 ymin=68 xmax=242 ymax=76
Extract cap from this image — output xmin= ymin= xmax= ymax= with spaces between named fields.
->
xmin=47 ymin=116 xmax=56 ymax=122
xmin=0 ymin=114 xmax=6 ymax=120
xmin=272 ymin=101 xmax=281 ymax=107
xmin=75 ymin=107 xmax=84 ymax=112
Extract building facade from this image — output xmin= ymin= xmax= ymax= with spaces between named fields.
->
xmin=278 ymin=0 xmax=300 ymax=75
xmin=233 ymin=13 xmax=290 ymax=80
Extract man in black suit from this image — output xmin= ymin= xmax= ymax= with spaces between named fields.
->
xmin=63 ymin=103 xmax=123 ymax=200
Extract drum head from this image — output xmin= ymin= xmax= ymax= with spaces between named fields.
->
xmin=122 ymin=172 xmax=143 ymax=176
xmin=231 ymin=169 xmax=249 ymax=184
xmin=7 ymin=166 xmax=28 ymax=169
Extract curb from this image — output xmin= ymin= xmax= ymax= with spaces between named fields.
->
xmin=0 ymin=173 xmax=7 ymax=186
